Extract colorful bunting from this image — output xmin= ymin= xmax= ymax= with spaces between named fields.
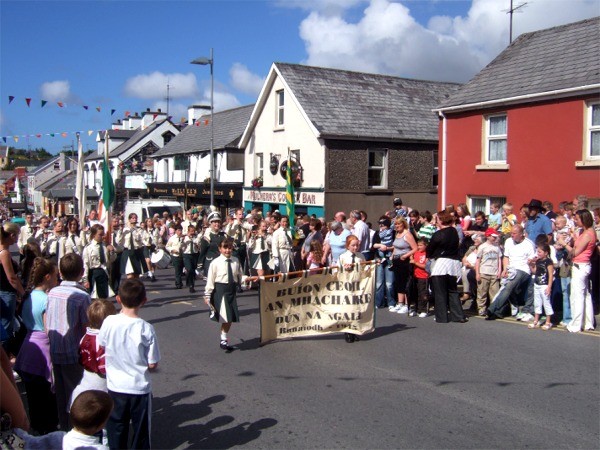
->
xmin=83 ymin=105 xmax=89 ymax=110
xmin=61 ymin=132 xmax=67 ymax=137
xmin=50 ymin=133 xmax=55 ymax=137
xmin=124 ymin=111 xmax=131 ymax=117
xmin=111 ymin=109 xmax=115 ymax=115
xmin=13 ymin=136 xmax=19 ymax=143
xmin=96 ymin=107 xmax=101 ymax=112
xmin=57 ymin=102 xmax=64 ymax=107
xmin=2 ymin=137 xmax=6 ymax=144
xmin=88 ymin=130 xmax=94 ymax=136
xmin=8 ymin=96 xmax=14 ymax=104
xmin=41 ymin=100 xmax=47 ymax=108
xmin=25 ymin=98 xmax=31 ymax=107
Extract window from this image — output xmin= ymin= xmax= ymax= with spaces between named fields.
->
xmin=276 ymin=90 xmax=284 ymax=126
xmin=255 ymin=153 xmax=264 ymax=178
xmin=485 ymin=114 xmax=507 ymax=163
xmin=368 ymin=149 xmax=387 ymax=189
xmin=468 ymin=196 xmax=506 ymax=216
xmin=587 ymin=102 xmax=600 ymax=159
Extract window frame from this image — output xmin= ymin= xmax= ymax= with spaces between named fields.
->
xmin=586 ymin=101 xmax=600 ymax=160
xmin=255 ymin=152 xmax=264 ymax=179
xmin=367 ymin=148 xmax=387 ymax=190
xmin=467 ymin=195 xmax=506 ymax=217
xmin=276 ymin=90 xmax=285 ymax=127
xmin=484 ymin=113 xmax=507 ymax=165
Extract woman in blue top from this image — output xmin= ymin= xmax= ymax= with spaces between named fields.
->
xmin=14 ymin=257 xmax=59 ymax=434
xmin=322 ymin=221 xmax=351 ymax=267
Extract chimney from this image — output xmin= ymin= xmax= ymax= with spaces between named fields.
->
xmin=128 ymin=112 xmax=142 ymax=129
xmin=188 ymin=105 xmax=209 ymax=125
xmin=142 ymin=108 xmax=167 ymax=129
xmin=112 ymin=119 xmax=122 ymax=130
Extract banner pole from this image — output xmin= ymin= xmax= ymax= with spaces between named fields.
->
xmin=259 ymin=260 xmax=378 ymax=282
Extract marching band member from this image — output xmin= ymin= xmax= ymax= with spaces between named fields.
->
xmin=82 ymin=224 xmax=115 ymax=299
xmin=64 ymin=218 xmax=84 ymax=256
xmin=199 ymin=211 xmax=227 ymax=277
xmin=166 ymin=224 xmax=184 ymax=289
xmin=271 ymin=215 xmax=295 ymax=274
xmin=182 ymin=225 xmax=201 ymax=293
xmin=116 ymin=213 xmax=147 ymax=279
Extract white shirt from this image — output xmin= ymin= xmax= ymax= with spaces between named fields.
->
xmin=98 ymin=313 xmax=160 ymax=395
xmin=204 ymin=254 xmax=245 ymax=298
xmin=63 ymin=429 xmax=108 ymax=450
xmin=351 ymin=220 xmax=370 ymax=253
xmin=504 ymin=237 xmax=536 ymax=274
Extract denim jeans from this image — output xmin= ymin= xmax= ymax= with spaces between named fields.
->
xmin=561 ymin=277 xmax=572 ymax=322
xmin=0 ymin=290 xmax=17 ymax=339
xmin=375 ymin=260 xmax=395 ymax=308
xmin=488 ymin=269 xmax=531 ymax=318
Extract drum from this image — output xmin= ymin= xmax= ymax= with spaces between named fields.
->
xmin=151 ymin=249 xmax=171 ymax=269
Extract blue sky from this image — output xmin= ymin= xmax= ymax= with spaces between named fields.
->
xmin=1 ymin=0 xmax=598 ymax=154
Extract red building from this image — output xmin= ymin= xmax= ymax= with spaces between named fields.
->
xmin=435 ymin=17 xmax=600 ymax=214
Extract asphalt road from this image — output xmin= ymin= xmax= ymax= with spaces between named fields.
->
xmin=139 ymin=267 xmax=599 ymax=449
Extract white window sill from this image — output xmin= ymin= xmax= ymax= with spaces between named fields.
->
xmin=575 ymin=160 xmax=600 ymax=167
xmin=273 ymin=126 xmax=284 ymax=132
xmin=476 ymin=163 xmax=510 ymax=171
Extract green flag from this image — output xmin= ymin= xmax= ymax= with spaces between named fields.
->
xmin=285 ymin=154 xmax=295 ymax=231
xmin=102 ymin=131 xmax=115 ymax=210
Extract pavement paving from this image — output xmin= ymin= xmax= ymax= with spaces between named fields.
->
xmin=130 ymin=267 xmax=599 ymax=448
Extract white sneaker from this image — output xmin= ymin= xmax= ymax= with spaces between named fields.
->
xmin=388 ymin=306 xmax=397 ymax=312
xmin=520 ymin=313 xmax=534 ymax=322
xmin=511 ymin=304 xmax=519 ymax=316
xmin=418 ymin=312 xmax=428 ymax=318
xmin=408 ymin=310 xmax=416 ymax=317
xmin=515 ymin=312 xmax=525 ymax=320
xmin=397 ymin=305 xmax=409 ymax=314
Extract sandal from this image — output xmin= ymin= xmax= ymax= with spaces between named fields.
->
xmin=528 ymin=321 xmax=540 ymax=329
xmin=542 ymin=323 xmax=553 ymax=331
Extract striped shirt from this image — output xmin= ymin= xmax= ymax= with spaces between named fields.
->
xmin=46 ymin=281 xmax=91 ymax=364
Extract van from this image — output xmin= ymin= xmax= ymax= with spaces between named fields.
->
xmin=124 ymin=198 xmax=183 ymax=222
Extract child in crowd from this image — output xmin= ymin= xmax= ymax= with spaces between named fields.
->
xmin=500 ymin=203 xmax=517 ymax=244
xmin=14 ymin=257 xmax=59 ymax=435
xmin=376 ymin=216 xmax=394 ymax=269
xmin=306 ymin=240 xmax=324 ymax=274
xmin=488 ymin=202 xmax=502 ymax=231
xmin=98 ymin=279 xmax=160 ymax=449
xmin=409 ymin=238 xmax=430 ymax=318
xmin=165 ymin=225 xmax=184 ymax=289
xmin=528 ymin=243 xmax=554 ymax=330
xmin=82 ymin=224 xmax=115 ymax=299
xmin=63 ymin=390 xmax=113 ymax=450
xmin=474 ymin=228 xmax=503 ymax=316
xmin=338 ymin=235 xmax=365 ymax=343
xmin=339 ymin=235 xmax=365 ymax=271
xmin=204 ymin=238 xmax=247 ymax=352
xmin=70 ymin=299 xmax=117 ymax=408
xmin=553 ymin=215 xmax=572 ymax=326
xmin=46 ymin=253 xmax=91 ymax=431
xmin=416 ymin=211 xmax=436 ymax=242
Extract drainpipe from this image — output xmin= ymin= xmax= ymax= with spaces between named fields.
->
xmin=439 ymin=111 xmax=447 ymax=209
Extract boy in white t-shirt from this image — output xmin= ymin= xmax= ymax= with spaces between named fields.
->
xmin=63 ymin=390 xmax=113 ymax=450
xmin=98 ymin=279 xmax=160 ymax=449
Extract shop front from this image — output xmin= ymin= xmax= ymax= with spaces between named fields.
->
xmin=243 ymin=187 xmax=325 ymax=217
xmin=147 ymin=182 xmax=243 ymax=212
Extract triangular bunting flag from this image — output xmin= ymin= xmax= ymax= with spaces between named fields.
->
xmin=204 ymin=119 xmax=209 ymax=126
xmin=50 ymin=133 xmax=55 ymax=137
xmin=36 ymin=134 xmax=41 ymax=138
xmin=88 ymin=130 xmax=94 ymax=136
xmin=8 ymin=96 xmax=14 ymax=104
xmin=83 ymin=105 xmax=89 ymax=110
xmin=13 ymin=136 xmax=19 ymax=143
xmin=110 ymin=109 xmax=115 ymax=115
xmin=180 ymin=117 xmax=186 ymax=123
xmin=25 ymin=98 xmax=31 ymax=107
xmin=61 ymin=132 xmax=67 ymax=137
xmin=168 ymin=116 xmax=173 ymax=121
xmin=124 ymin=111 xmax=131 ymax=117
xmin=41 ymin=100 xmax=47 ymax=108
xmin=96 ymin=107 xmax=101 ymax=112
xmin=57 ymin=102 xmax=64 ymax=107
xmin=153 ymin=114 xmax=158 ymax=119
xmin=2 ymin=137 xmax=6 ymax=144
xmin=195 ymin=121 xmax=200 ymax=127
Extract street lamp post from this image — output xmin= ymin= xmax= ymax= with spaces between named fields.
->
xmin=191 ymin=48 xmax=215 ymax=208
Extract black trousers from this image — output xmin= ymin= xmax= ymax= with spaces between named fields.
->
xmin=110 ymin=253 xmax=122 ymax=294
xmin=172 ymin=256 xmax=183 ymax=288
xmin=89 ymin=268 xmax=109 ymax=298
xmin=21 ymin=373 xmax=58 ymax=434
xmin=183 ymin=254 xmax=197 ymax=288
xmin=430 ymin=275 xmax=464 ymax=323
xmin=106 ymin=390 xmax=151 ymax=450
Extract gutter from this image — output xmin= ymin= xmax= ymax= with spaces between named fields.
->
xmin=434 ymin=84 xmax=600 ymax=114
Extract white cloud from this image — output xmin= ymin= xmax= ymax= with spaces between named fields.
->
xmin=297 ymin=0 xmax=599 ymax=82
xmin=124 ymin=72 xmax=198 ymax=99
xmin=229 ymin=63 xmax=266 ymax=96
xmin=40 ymin=80 xmax=72 ymax=102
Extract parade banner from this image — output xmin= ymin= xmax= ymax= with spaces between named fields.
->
xmin=260 ymin=266 xmax=375 ymax=344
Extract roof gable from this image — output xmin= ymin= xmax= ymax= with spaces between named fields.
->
xmin=439 ymin=17 xmax=600 ymax=110
xmin=153 ymin=105 xmax=255 ymax=158
xmin=241 ymin=63 xmax=460 ymax=145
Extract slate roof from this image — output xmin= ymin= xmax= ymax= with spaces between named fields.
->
xmin=274 ymin=63 xmax=460 ymax=142
xmin=153 ymin=105 xmax=254 ymax=157
xmin=36 ymin=170 xmax=75 ymax=191
xmin=439 ymin=17 xmax=600 ymax=110
xmin=99 ymin=129 xmax=137 ymax=141
xmin=88 ymin=120 xmax=172 ymax=161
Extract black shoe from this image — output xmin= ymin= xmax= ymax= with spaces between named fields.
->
xmin=150 ymin=275 xmax=156 ymax=282
xmin=484 ymin=309 xmax=496 ymax=320
xmin=220 ymin=341 xmax=236 ymax=352
xmin=344 ymin=333 xmax=355 ymax=343
xmin=453 ymin=318 xmax=469 ymax=323
xmin=189 ymin=287 xmax=196 ymax=293
xmin=175 ymin=285 xmax=182 ymax=289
